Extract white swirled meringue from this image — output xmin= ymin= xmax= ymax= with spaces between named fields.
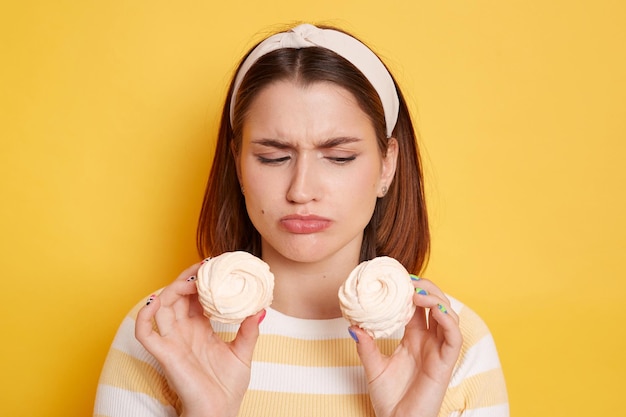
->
xmin=196 ymin=251 xmax=274 ymax=324
xmin=338 ymin=256 xmax=416 ymax=338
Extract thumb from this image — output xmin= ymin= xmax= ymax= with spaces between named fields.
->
xmin=349 ymin=326 xmax=386 ymax=382
xmin=230 ymin=309 xmax=265 ymax=365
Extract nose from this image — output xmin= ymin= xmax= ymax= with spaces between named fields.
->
xmin=286 ymin=154 xmax=321 ymax=204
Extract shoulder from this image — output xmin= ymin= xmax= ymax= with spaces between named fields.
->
xmin=449 ymin=296 xmax=494 ymax=352
xmin=447 ymin=295 xmax=504 ymax=379
xmin=94 ymin=292 xmax=180 ymax=416
xmin=109 ymin=291 xmax=165 ymax=357
xmin=442 ymin=295 xmax=510 ymax=416
xmin=99 ymin=292 xmax=166 ymax=377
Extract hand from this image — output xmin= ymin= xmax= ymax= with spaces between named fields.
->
xmin=135 ymin=264 xmax=265 ymax=417
xmin=350 ymin=278 xmax=462 ymax=417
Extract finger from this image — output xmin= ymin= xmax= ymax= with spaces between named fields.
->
xmin=411 ymin=290 xmax=459 ymax=348
xmin=411 ymin=276 xmax=457 ymax=321
xmin=349 ymin=326 xmax=387 ymax=383
xmin=152 ymin=279 xmax=196 ymax=328
xmin=187 ymin=292 xmax=205 ymax=318
xmin=157 ymin=263 xmax=202 ymax=306
xmin=230 ymin=309 xmax=266 ymax=366
xmin=158 ymin=264 xmax=202 ymax=320
xmin=429 ymin=307 xmax=440 ymax=339
xmin=412 ymin=291 xmax=459 ymax=324
xmin=410 ymin=277 xmax=452 ymax=306
xmin=135 ymin=294 xmax=164 ymax=356
xmin=430 ymin=304 xmax=463 ymax=353
xmin=404 ymin=304 xmax=428 ymax=332
xmin=171 ymin=274 xmax=200 ymax=319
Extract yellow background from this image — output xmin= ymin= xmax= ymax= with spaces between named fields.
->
xmin=1 ymin=1 xmax=624 ymax=416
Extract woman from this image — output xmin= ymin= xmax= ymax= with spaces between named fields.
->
xmin=94 ymin=23 xmax=508 ymax=417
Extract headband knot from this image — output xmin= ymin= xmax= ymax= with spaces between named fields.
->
xmin=277 ymin=24 xmax=321 ymax=48
xmin=230 ymin=24 xmax=399 ymax=137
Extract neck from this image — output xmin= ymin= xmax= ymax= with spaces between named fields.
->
xmin=262 ymin=249 xmax=360 ymax=320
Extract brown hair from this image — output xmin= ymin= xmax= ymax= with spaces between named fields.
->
xmin=196 ymin=26 xmax=430 ymax=274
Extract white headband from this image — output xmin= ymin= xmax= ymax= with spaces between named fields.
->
xmin=229 ymin=24 xmax=399 ymax=137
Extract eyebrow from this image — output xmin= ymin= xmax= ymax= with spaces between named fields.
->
xmin=251 ymin=136 xmax=362 ymax=149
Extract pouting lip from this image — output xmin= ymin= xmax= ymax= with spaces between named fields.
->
xmin=280 ymin=214 xmax=331 ymax=222
xmin=279 ymin=214 xmax=332 ymax=233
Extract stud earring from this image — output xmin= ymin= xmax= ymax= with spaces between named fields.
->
xmin=380 ymin=185 xmax=388 ymax=196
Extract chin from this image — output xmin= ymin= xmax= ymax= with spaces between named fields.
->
xmin=264 ymin=241 xmax=333 ymax=264
xmin=282 ymin=243 xmax=358 ymax=266
xmin=262 ymin=233 xmax=363 ymax=266
xmin=283 ymin=249 xmax=332 ymax=264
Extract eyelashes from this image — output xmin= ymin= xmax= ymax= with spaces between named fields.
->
xmin=256 ymin=155 xmax=291 ymax=164
xmin=256 ymin=155 xmax=357 ymax=165
xmin=328 ymin=155 xmax=357 ymax=164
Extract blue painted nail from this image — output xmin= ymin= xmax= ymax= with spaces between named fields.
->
xmin=437 ymin=304 xmax=448 ymax=314
xmin=410 ymin=274 xmax=421 ymax=281
xmin=415 ymin=288 xmax=427 ymax=295
xmin=348 ymin=328 xmax=359 ymax=343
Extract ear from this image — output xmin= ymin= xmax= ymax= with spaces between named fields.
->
xmin=378 ymin=137 xmax=399 ymax=197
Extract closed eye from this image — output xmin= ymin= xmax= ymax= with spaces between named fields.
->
xmin=257 ymin=155 xmax=291 ymax=164
xmin=327 ymin=155 xmax=357 ymax=164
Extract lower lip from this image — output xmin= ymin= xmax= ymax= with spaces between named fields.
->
xmin=280 ymin=219 xmax=331 ymax=234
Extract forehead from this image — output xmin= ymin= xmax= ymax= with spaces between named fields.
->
xmin=242 ymin=80 xmax=376 ymax=142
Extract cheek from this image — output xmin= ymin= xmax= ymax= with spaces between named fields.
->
xmin=345 ymin=165 xmax=381 ymax=195
xmin=244 ymin=177 xmax=277 ymax=202
xmin=334 ymin=177 xmax=378 ymax=214
xmin=243 ymin=180 xmax=276 ymax=220
xmin=243 ymin=197 xmax=269 ymax=234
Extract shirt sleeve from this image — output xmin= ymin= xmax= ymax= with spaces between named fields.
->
xmin=93 ymin=299 xmax=180 ymax=417
xmin=439 ymin=298 xmax=510 ymax=417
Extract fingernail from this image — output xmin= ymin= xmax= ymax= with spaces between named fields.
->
xmin=415 ymin=287 xmax=427 ymax=295
xmin=348 ymin=328 xmax=359 ymax=343
xmin=146 ymin=294 xmax=156 ymax=305
xmin=258 ymin=309 xmax=267 ymax=324
xmin=410 ymin=274 xmax=421 ymax=281
xmin=437 ymin=304 xmax=448 ymax=314
xmin=200 ymin=257 xmax=211 ymax=265
xmin=187 ymin=275 xmax=197 ymax=282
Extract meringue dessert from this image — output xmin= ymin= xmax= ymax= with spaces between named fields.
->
xmin=338 ymin=256 xmax=416 ymax=338
xmin=196 ymin=251 xmax=274 ymax=324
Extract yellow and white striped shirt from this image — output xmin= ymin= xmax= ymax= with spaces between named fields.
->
xmin=94 ymin=295 xmax=508 ymax=417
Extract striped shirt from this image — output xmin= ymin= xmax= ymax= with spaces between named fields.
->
xmin=94 ymin=295 xmax=509 ymax=417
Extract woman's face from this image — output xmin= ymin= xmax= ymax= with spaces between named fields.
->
xmin=237 ymin=80 xmax=397 ymax=266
